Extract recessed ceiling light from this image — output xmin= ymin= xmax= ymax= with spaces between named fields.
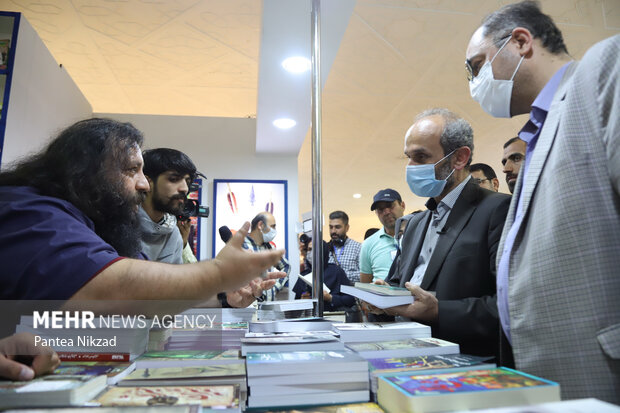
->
xmin=273 ymin=118 xmax=297 ymax=129
xmin=282 ymin=56 xmax=311 ymax=73
xmin=353 ymin=193 xmax=362 ymax=199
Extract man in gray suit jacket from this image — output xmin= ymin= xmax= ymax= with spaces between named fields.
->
xmin=466 ymin=1 xmax=619 ymax=403
xmin=379 ymin=108 xmax=511 ymax=358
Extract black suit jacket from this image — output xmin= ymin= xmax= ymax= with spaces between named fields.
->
xmin=387 ymin=180 xmax=510 ymax=357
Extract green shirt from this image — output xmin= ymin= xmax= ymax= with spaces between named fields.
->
xmin=359 ymin=227 xmax=397 ymax=283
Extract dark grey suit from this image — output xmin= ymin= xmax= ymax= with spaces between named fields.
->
xmin=387 ymin=180 xmax=510 ymax=357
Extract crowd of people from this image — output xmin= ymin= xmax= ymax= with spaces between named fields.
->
xmin=0 ymin=0 xmax=617 ymax=405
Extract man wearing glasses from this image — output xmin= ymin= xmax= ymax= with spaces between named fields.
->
xmin=465 ymin=0 xmax=619 ymax=403
xmin=470 ymin=163 xmax=499 ymax=192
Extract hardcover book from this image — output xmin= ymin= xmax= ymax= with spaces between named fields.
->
xmin=377 ymin=367 xmax=560 ymax=413
xmin=346 ymin=337 xmax=459 ymax=359
xmin=341 ymin=285 xmax=413 ymax=308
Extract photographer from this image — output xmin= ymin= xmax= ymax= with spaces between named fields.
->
xmin=139 ymin=148 xmax=196 ymax=264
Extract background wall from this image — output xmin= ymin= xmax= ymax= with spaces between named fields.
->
xmin=1 ymin=16 xmax=91 ymax=168
xmin=98 ymin=113 xmax=301 ymax=293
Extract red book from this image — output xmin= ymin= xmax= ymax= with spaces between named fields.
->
xmin=57 ymin=352 xmax=130 ymax=362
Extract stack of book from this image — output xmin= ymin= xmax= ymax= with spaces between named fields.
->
xmin=367 ymin=353 xmax=495 ymax=397
xmin=240 ymin=331 xmax=344 ymax=356
xmin=257 ymin=299 xmax=316 ymax=320
xmin=332 ymin=322 xmax=431 ymax=343
xmin=341 ymin=283 xmax=414 ymax=309
xmin=345 ymin=337 xmax=459 ymax=360
xmin=245 ymin=350 xmax=370 ymax=409
xmin=166 ymin=321 xmax=249 ymax=351
xmin=15 ymin=315 xmax=149 ymax=361
xmin=377 ymin=367 xmax=561 ymax=413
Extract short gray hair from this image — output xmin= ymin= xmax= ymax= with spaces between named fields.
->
xmin=414 ymin=108 xmax=474 ymax=167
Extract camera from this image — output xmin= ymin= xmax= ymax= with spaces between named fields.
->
xmin=177 ymin=172 xmax=210 ymax=221
xmin=299 ymin=233 xmax=312 ymax=245
xmin=177 ymin=199 xmax=209 ymax=221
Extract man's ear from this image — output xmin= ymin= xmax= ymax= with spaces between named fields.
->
xmin=452 ymin=146 xmax=472 ymax=170
xmin=145 ymin=176 xmax=154 ymax=193
xmin=511 ymin=27 xmax=534 ymax=58
xmin=492 ymin=178 xmax=500 ymax=192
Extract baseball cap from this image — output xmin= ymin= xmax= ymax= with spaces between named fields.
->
xmin=370 ymin=188 xmax=402 ymax=211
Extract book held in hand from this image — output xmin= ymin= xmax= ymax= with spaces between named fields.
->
xmin=341 ymin=284 xmax=414 ymax=309
xmin=377 ymin=367 xmax=560 ymax=413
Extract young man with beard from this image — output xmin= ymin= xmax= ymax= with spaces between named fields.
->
xmin=501 ymin=137 xmax=526 ymax=194
xmin=0 ymin=118 xmax=284 ymax=311
xmin=368 ymin=109 xmax=511 ymax=359
xmin=327 ymin=210 xmax=361 ymax=284
xmin=139 ymin=148 xmax=196 ymax=264
xmin=466 ymin=1 xmax=619 ymax=400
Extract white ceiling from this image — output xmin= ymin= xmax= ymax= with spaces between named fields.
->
xmin=2 ymin=0 xmax=619 ymax=241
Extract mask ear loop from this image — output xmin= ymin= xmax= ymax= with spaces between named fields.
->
xmin=510 ymin=55 xmax=525 ymax=81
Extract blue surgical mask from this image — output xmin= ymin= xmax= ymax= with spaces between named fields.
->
xmin=406 ymin=150 xmax=456 ymax=197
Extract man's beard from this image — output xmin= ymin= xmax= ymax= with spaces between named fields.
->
xmin=331 ymin=234 xmax=346 ymax=247
xmin=436 ymin=160 xmax=455 ymax=193
xmin=91 ymin=181 xmax=146 ymax=258
xmin=152 ymin=190 xmax=186 ymax=216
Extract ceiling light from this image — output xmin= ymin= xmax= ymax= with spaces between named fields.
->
xmin=282 ymin=56 xmax=311 ymax=73
xmin=353 ymin=193 xmax=362 ymax=199
xmin=273 ymin=118 xmax=297 ymax=129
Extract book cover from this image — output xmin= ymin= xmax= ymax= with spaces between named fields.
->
xmin=95 ymin=385 xmax=239 ymax=408
xmin=368 ymin=354 xmax=490 ymax=373
xmin=378 ymin=368 xmax=560 ymax=413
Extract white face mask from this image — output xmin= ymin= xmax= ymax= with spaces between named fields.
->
xmin=469 ymin=36 xmax=524 ymax=118
xmin=262 ymin=226 xmax=277 ymax=243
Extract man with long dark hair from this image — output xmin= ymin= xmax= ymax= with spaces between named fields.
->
xmin=0 ymin=118 xmax=284 ymax=308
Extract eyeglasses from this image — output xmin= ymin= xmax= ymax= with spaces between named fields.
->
xmin=471 ymin=178 xmax=490 ymax=185
xmin=465 ymin=34 xmax=513 ymax=81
